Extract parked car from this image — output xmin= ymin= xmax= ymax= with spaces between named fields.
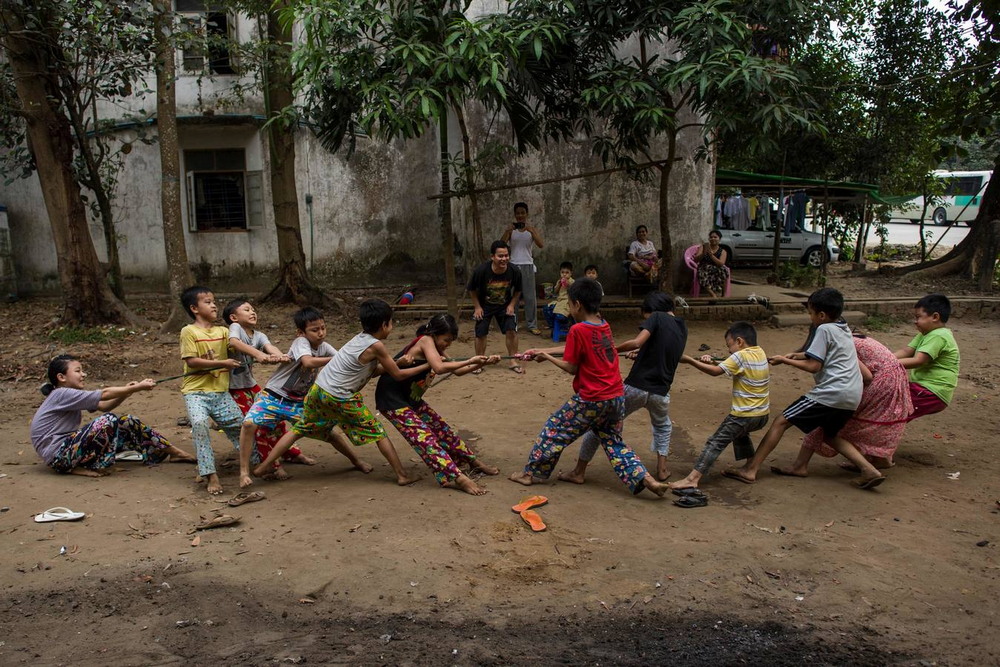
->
xmin=717 ymin=226 xmax=840 ymax=267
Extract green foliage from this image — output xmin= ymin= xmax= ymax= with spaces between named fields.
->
xmin=776 ymin=261 xmax=821 ymax=287
xmin=285 ymin=0 xmax=562 ymax=155
xmin=48 ymin=325 xmax=128 ymax=345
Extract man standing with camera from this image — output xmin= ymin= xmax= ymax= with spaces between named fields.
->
xmin=502 ymin=202 xmax=545 ymax=336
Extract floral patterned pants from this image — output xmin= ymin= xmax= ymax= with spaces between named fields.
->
xmin=523 ymin=395 xmax=649 ymax=494
xmin=382 ymin=402 xmax=478 ymax=484
xmin=50 ymin=413 xmax=171 ymax=473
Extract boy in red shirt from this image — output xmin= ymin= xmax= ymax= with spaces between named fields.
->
xmin=510 ymin=278 xmax=669 ymax=497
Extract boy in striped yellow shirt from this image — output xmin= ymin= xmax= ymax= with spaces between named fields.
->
xmin=670 ymin=322 xmax=769 ymax=490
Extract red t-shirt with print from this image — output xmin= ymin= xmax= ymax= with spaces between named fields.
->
xmin=563 ymin=320 xmax=623 ymax=401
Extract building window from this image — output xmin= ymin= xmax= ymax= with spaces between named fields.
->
xmin=184 ymin=148 xmax=263 ymax=231
xmin=176 ymin=1 xmax=236 ymax=75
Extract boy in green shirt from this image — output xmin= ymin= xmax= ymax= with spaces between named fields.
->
xmin=894 ymin=293 xmax=960 ymax=421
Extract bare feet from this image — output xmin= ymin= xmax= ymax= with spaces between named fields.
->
xmin=239 ymin=473 xmax=253 ymax=489
xmin=396 ymin=473 xmax=420 ymax=486
xmin=655 ymin=457 xmax=671 ymax=482
xmin=509 ymin=471 xmax=538 ymax=486
xmin=354 ymin=460 xmax=374 ymax=474
xmin=668 ymin=475 xmax=701 ymax=491
xmin=557 ymin=469 xmax=586 ymax=484
xmin=471 ymin=460 xmax=500 ymax=476
xmin=166 ymin=446 xmax=197 ymax=463
xmin=444 ymin=473 xmax=488 ymax=496
xmin=770 ymin=465 xmax=808 ymax=478
xmin=70 ymin=467 xmax=104 ymax=478
xmin=205 ymin=473 xmax=224 ymax=496
xmin=290 ymin=453 xmax=317 ymax=465
xmin=642 ymin=473 xmax=669 ymax=497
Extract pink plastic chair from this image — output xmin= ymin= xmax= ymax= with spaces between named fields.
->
xmin=685 ymin=244 xmax=731 ymax=297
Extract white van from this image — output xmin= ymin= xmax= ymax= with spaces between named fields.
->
xmin=888 ymin=170 xmax=992 ymax=226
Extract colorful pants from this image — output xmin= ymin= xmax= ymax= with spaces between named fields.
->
xmin=293 ymin=385 xmax=386 ymax=446
xmin=231 ymin=387 xmax=300 ymax=467
xmin=382 ymin=402 xmax=477 ymax=484
xmin=523 ymin=395 xmax=648 ymax=494
xmin=183 ymin=391 xmax=247 ymax=477
xmin=50 ymin=413 xmax=171 ymax=473
xmin=579 ymin=384 xmax=672 ymax=461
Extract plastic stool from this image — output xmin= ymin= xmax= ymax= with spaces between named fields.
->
xmin=552 ymin=316 xmax=570 ymax=342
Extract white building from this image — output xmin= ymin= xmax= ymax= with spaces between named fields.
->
xmin=0 ymin=1 xmax=712 ymax=296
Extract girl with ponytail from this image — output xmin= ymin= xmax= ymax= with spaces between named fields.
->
xmin=30 ymin=355 xmax=195 ymax=476
xmin=375 ymin=314 xmax=501 ymax=495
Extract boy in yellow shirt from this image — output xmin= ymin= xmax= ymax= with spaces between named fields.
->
xmin=179 ymin=285 xmax=246 ymax=496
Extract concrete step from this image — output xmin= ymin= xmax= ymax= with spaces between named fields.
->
xmin=771 ymin=310 xmax=867 ymax=327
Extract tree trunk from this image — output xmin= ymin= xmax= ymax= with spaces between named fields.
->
xmin=63 ymin=95 xmax=125 ymax=301
xmin=154 ymin=0 xmax=195 ymax=333
xmin=439 ymin=114 xmax=459 ymax=317
xmin=260 ymin=6 xmax=335 ymax=310
xmin=655 ymin=134 xmax=676 ymax=293
xmin=1 ymin=7 xmax=138 ymax=326
xmin=891 ymin=152 xmax=1000 ymax=289
xmin=453 ymin=102 xmax=485 ymax=262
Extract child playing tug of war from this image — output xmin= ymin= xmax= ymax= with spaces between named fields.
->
xmin=253 ymin=299 xmax=429 ymax=485
xmin=509 ymin=278 xmax=670 ymax=498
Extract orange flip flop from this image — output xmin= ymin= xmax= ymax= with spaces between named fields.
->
xmin=520 ymin=509 xmax=547 ymax=532
xmin=511 ymin=495 xmax=548 ymax=513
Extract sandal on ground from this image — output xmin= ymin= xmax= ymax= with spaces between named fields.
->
xmin=528 ymin=327 xmax=543 ymax=336
xmin=34 ymin=507 xmax=85 ymax=523
xmin=851 ymin=475 xmax=886 ymax=491
xmin=227 ymin=491 xmax=266 ymax=507
xmin=114 ymin=450 xmax=144 ymax=462
xmin=673 ymin=495 xmax=708 ymax=508
xmin=671 ymin=488 xmax=705 ymax=498
xmin=519 ymin=509 xmax=547 ymax=532
xmin=471 ymin=368 xmax=483 ymax=375
xmin=511 ymin=495 xmax=548 ymax=513
xmin=192 ymin=514 xmax=241 ymax=531
xmin=509 ymin=365 xmax=525 ymax=375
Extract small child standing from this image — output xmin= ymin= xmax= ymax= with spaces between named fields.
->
xmin=375 ymin=314 xmax=501 ymax=495
xmin=543 ymin=261 xmax=574 ymax=329
xmin=509 ymin=279 xmax=669 ymax=498
xmin=670 ymin=322 xmax=769 ymax=489
xmin=894 ymin=293 xmax=960 ymax=421
xmin=253 ymin=299 xmax=429 ymax=485
xmin=560 ymin=291 xmax=687 ymax=484
xmin=584 ymin=264 xmax=603 ymax=297
xmin=178 ymin=285 xmax=248 ymax=496
xmin=236 ymin=306 xmax=334 ymax=488
xmin=723 ymin=288 xmax=885 ymax=489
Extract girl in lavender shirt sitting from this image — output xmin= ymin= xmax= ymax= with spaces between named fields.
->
xmin=30 ymin=355 xmax=194 ymax=476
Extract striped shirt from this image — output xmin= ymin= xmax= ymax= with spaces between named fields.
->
xmin=718 ymin=346 xmax=770 ymax=417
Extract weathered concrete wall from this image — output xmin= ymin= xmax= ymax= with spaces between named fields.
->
xmin=0 ymin=6 xmax=713 ymax=297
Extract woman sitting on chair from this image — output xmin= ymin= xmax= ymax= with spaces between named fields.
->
xmin=628 ymin=225 xmax=661 ymax=283
xmin=693 ymin=230 xmax=730 ymax=297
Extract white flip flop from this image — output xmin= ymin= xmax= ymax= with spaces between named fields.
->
xmin=114 ymin=450 xmax=144 ymax=462
xmin=34 ymin=507 xmax=85 ymax=523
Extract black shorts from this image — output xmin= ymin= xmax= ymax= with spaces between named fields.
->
xmin=782 ymin=396 xmax=854 ymax=438
xmin=474 ymin=306 xmax=517 ymax=338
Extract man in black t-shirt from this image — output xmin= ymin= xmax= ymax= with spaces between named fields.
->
xmin=466 ymin=240 xmax=524 ymax=374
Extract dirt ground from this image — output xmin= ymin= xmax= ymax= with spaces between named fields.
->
xmin=1 ymin=274 xmax=999 ymax=665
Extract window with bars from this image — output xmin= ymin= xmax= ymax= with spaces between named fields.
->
xmin=184 ymin=149 xmax=262 ymax=232
xmin=176 ymin=1 xmax=236 ymax=75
